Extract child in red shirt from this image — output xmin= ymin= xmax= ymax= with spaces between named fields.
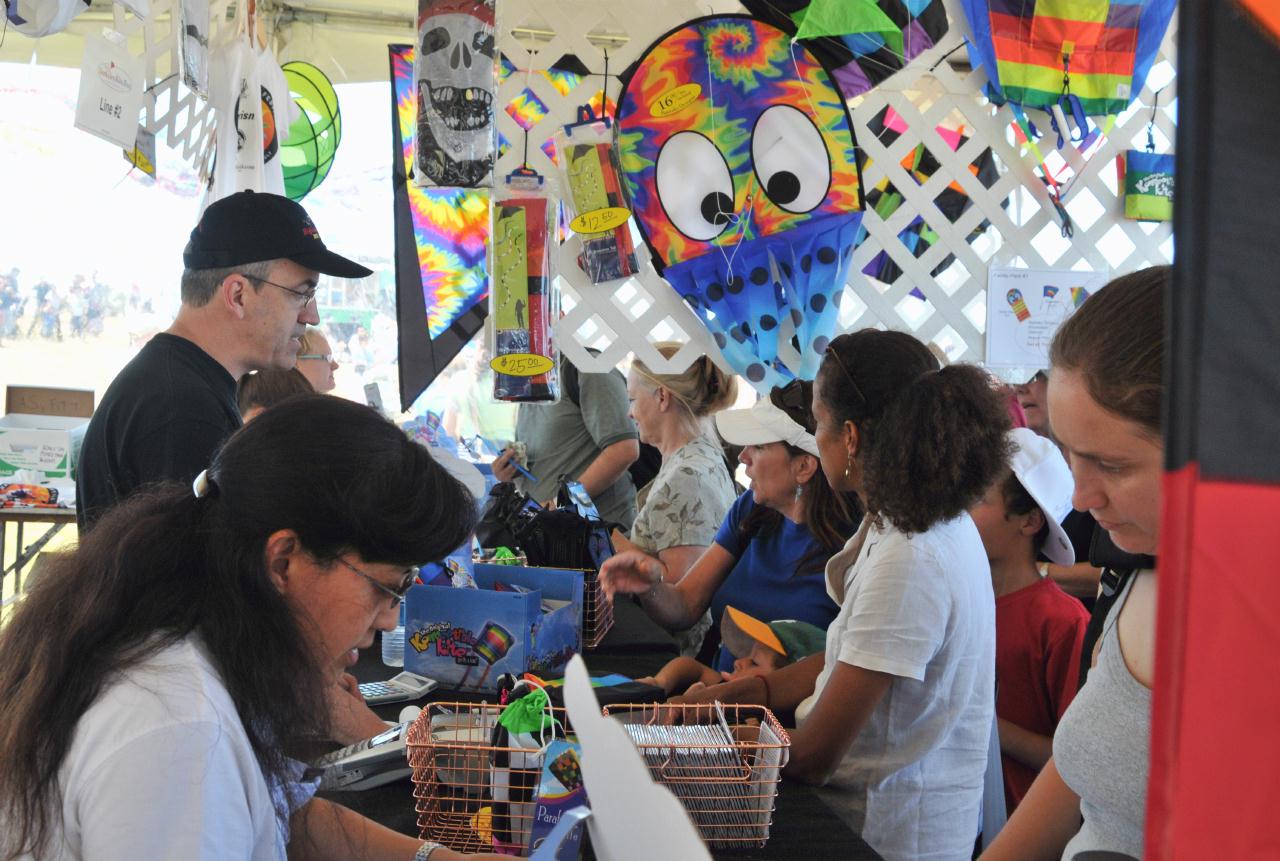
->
xmin=969 ymin=427 xmax=1089 ymax=813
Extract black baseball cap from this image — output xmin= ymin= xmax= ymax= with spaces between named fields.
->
xmin=183 ymin=190 xmax=373 ymax=278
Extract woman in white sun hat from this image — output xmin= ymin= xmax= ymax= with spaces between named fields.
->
xmin=601 ymin=378 xmax=861 ymax=670
xmin=969 ymin=427 xmax=1089 ymax=816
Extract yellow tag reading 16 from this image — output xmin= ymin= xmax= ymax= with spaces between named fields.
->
xmin=490 ymin=353 xmax=555 ymax=377
xmin=569 ymin=206 xmax=630 ymax=235
xmin=650 ymin=83 xmax=701 ymax=118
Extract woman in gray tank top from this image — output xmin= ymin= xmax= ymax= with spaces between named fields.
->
xmin=981 ymin=267 xmax=1169 ymax=861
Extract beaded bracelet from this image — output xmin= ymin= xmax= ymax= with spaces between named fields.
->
xmin=415 ymin=840 xmax=445 ymax=861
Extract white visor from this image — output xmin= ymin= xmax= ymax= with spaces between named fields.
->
xmin=715 ymin=396 xmax=820 ymax=457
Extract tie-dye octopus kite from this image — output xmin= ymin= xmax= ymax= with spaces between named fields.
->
xmin=616 ymin=14 xmax=865 ymax=392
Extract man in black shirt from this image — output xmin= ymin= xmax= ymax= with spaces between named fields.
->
xmin=76 ymin=191 xmax=372 ymax=530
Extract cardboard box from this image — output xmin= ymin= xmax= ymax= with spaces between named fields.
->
xmin=0 ymin=414 xmax=88 ymax=479
xmin=404 ymin=564 xmax=584 ymax=693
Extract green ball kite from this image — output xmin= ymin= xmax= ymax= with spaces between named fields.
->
xmin=281 ymin=61 xmax=342 ymax=201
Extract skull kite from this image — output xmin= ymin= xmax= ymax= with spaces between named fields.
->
xmin=617 ymin=15 xmax=864 ymax=392
xmin=414 ymin=0 xmax=496 ymax=187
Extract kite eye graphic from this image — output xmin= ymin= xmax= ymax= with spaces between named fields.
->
xmin=752 ymin=105 xmax=832 ymax=214
xmin=655 ymin=131 xmax=736 ymax=242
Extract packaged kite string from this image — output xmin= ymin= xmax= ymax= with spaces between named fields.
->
xmin=490 ymin=168 xmax=561 ymax=403
xmin=554 ymin=107 xmax=640 ymax=284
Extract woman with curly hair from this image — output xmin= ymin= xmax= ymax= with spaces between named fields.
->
xmin=678 ymin=329 xmax=1010 ymax=861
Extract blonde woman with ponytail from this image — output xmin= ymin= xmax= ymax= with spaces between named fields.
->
xmin=622 ymin=343 xmax=738 ymax=653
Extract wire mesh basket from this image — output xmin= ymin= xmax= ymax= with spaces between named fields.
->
xmin=581 ymin=567 xmax=614 ymax=649
xmin=405 ymin=701 xmax=571 ymax=855
xmin=602 ymin=702 xmax=791 ymax=849
xmin=407 ymin=700 xmax=789 ymax=854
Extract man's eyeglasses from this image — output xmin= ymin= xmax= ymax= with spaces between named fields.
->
xmin=297 ymin=353 xmax=334 ymax=363
xmin=336 ymin=557 xmax=419 ymax=608
xmin=240 ymin=273 xmax=319 ymax=307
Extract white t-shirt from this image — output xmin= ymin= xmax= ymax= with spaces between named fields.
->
xmin=208 ymin=38 xmax=298 ymax=200
xmin=20 ymin=638 xmax=290 ymax=860
xmin=797 ymin=514 xmax=995 ymax=861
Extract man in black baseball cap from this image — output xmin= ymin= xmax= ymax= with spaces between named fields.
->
xmin=77 ymin=191 xmax=372 ymax=530
xmin=182 ymin=189 xmax=372 ymax=277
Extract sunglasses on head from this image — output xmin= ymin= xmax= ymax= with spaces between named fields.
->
xmin=769 ymin=379 xmax=816 ymax=433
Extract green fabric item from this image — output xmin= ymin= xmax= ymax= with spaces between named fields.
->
xmin=795 ymin=0 xmax=904 ymax=60
xmin=769 ymin=620 xmax=827 ymax=661
xmin=497 ymin=688 xmax=556 ymax=733
xmin=492 ymin=546 xmax=519 ymax=565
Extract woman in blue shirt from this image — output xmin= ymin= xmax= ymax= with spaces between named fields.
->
xmin=601 ymin=379 xmax=861 ymax=672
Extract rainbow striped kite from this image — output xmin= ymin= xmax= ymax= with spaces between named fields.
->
xmin=959 ymin=0 xmax=1176 ymax=116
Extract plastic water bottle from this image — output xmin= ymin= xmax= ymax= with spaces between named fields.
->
xmin=381 ymin=602 xmax=406 ymax=667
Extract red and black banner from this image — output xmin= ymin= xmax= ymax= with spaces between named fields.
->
xmin=1150 ymin=3 xmax=1280 ymax=857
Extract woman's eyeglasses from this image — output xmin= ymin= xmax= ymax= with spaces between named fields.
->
xmin=336 ymin=557 xmax=419 ymax=608
xmin=297 ymin=353 xmax=334 ymax=363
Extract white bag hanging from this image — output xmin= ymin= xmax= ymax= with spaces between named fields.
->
xmin=75 ymin=29 xmax=146 ymax=149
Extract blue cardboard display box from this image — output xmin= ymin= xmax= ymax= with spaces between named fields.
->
xmin=404 ymin=564 xmax=583 ymax=692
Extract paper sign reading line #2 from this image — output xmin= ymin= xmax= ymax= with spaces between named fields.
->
xmin=569 ymin=207 xmax=630 ymax=236
xmin=491 ymin=354 xmax=555 ymax=377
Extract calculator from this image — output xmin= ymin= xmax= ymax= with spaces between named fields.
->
xmin=358 ymin=671 xmax=438 ymax=705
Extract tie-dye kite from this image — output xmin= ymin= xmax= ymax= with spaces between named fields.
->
xmin=391 ymin=44 xmax=490 ymax=410
xmin=741 ymin=0 xmax=950 ymax=99
xmin=617 ymin=15 xmax=864 ymax=391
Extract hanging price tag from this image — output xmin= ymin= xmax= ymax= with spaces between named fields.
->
xmin=122 ymin=126 xmax=157 ymax=178
xmin=568 ymin=206 xmax=630 ymax=236
xmin=491 ymin=354 xmax=556 ymax=377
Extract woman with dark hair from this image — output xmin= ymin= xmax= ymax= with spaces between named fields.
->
xmin=600 ymin=379 xmax=861 ymax=674
xmin=677 ymin=330 xmax=1010 ymax=861
xmin=0 ymin=397 xmax=497 ymax=860
xmin=982 ymin=266 xmax=1168 ymax=861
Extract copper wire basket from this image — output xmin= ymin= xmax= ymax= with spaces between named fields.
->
xmin=406 ymin=700 xmax=789 ymax=855
xmin=581 ymin=567 xmax=614 ymax=649
xmin=405 ymin=701 xmax=572 ymax=855
xmin=602 ymin=702 xmax=791 ymax=849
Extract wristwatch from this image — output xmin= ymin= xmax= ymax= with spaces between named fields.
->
xmin=415 ymin=841 xmax=445 ymax=861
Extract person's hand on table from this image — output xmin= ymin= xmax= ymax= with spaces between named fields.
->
xmin=598 ymin=550 xmax=663 ymax=604
xmin=491 ymin=448 xmax=518 ymax=483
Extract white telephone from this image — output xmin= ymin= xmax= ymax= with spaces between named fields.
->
xmin=314 ymin=718 xmax=413 ymax=791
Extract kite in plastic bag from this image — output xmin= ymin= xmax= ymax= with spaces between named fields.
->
xmin=617 ymin=15 xmax=864 ymax=391
xmin=413 ymin=0 xmax=496 ymax=187
xmin=741 ymin=0 xmax=950 ymax=100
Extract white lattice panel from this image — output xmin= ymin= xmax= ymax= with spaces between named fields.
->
xmin=112 ymin=0 xmax=234 ymax=178
xmin=493 ymin=0 xmax=1176 ymax=378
